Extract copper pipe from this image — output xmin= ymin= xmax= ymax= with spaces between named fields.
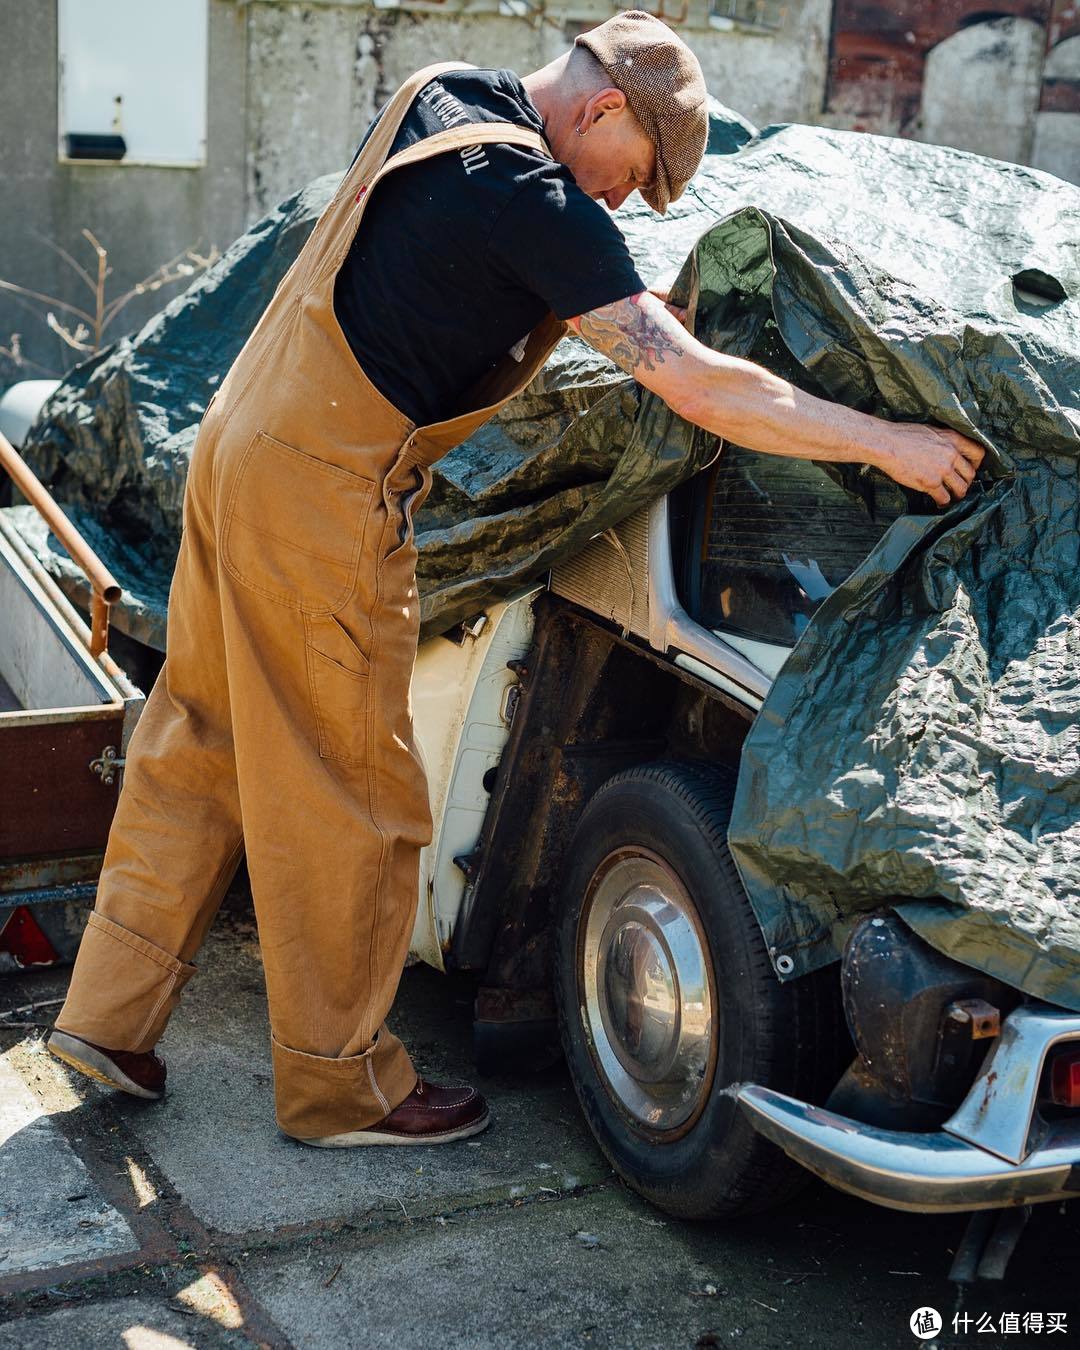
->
xmin=90 ymin=593 xmax=111 ymax=656
xmin=0 ymin=512 xmax=140 ymax=705
xmin=0 ymin=429 xmax=121 ymax=656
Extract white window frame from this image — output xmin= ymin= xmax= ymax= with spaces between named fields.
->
xmin=57 ymin=0 xmax=210 ymax=169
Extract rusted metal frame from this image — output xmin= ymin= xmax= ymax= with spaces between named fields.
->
xmin=0 ymin=863 xmax=102 ymax=916
xmin=0 ymin=516 xmax=121 ymax=721
xmin=0 ymin=880 xmax=98 ymax=914
xmin=0 ymin=703 xmax=120 ymax=729
xmin=0 ymin=513 xmax=141 ymax=750
xmin=0 ymin=429 xmax=121 ymax=656
xmin=452 ymin=596 xmax=742 ymax=1003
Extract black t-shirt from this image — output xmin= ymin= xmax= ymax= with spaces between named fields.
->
xmin=333 ymin=69 xmax=646 ymax=426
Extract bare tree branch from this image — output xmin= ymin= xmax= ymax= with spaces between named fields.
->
xmin=0 ymin=332 xmax=60 ymax=378
xmin=0 ymin=230 xmax=217 ymax=368
xmin=30 ymin=228 xmax=97 ymax=296
xmin=46 ymin=311 xmax=93 ymax=352
xmin=0 ymin=278 xmax=95 ymax=325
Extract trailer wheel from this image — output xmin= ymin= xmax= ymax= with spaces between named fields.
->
xmin=555 ymin=761 xmax=846 ymax=1219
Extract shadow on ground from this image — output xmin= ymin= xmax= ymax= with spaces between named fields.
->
xmin=1 ymin=911 xmax=1076 ymax=1349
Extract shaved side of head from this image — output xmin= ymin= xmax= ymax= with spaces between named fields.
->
xmin=564 ymin=44 xmax=611 ymax=102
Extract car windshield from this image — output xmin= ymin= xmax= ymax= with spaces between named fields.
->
xmin=687 ymin=445 xmax=901 ymax=648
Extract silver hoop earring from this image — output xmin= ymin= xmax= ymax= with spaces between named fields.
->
xmin=575 ymin=124 xmax=588 ymax=137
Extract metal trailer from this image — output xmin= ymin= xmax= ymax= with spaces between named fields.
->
xmin=0 ymin=431 xmax=143 ymax=970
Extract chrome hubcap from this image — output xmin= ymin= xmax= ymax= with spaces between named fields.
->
xmin=580 ymin=851 xmax=715 ymax=1134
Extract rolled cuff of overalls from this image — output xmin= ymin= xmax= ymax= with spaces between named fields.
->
xmin=54 ymin=912 xmax=197 ymax=1053
xmin=272 ymin=1024 xmax=417 ymax=1138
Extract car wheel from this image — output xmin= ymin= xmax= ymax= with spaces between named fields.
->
xmin=555 ymin=760 xmax=847 ymax=1218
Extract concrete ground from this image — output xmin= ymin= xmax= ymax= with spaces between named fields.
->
xmin=1 ymin=911 xmax=1076 ymax=1350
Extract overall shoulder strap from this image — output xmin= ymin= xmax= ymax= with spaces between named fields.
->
xmin=302 ymin=63 xmax=480 ymax=287
xmin=311 ymin=121 xmax=554 ymax=288
xmin=349 ymin=62 xmax=477 ymax=185
xmin=372 ymin=121 xmax=552 ymax=184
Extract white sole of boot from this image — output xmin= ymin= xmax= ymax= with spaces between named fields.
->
xmin=296 ymin=1109 xmax=491 ymax=1147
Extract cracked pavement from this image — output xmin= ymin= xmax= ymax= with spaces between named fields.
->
xmin=1 ymin=910 xmax=1076 ymax=1349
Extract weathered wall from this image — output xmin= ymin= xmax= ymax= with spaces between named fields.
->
xmin=1 ymin=0 xmax=834 ymax=389
xmin=0 ymin=0 xmax=248 ymax=386
xmin=1034 ymin=33 xmax=1080 ymax=180
xmin=915 ymin=17 xmax=1046 ymax=164
xmin=823 ymin=0 xmax=1080 ymax=172
xmin=244 ymin=1 xmax=832 ymax=216
xmin=246 ymin=1 xmax=379 ymax=217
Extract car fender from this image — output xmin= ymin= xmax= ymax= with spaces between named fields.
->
xmin=408 ymin=588 xmax=540 ymax=969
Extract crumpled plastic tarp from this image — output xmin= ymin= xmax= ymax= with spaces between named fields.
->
xmin=689 ymin=136 xmax=1080 ymax=1012
xmin=14 ymin=112 xmax=1080 ymax=1006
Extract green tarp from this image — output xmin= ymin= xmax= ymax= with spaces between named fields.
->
xmin=682 ymin=135 xmax=1080 ymax=1011
xmin=15 ymin=114 xmax=1080 ymax=1006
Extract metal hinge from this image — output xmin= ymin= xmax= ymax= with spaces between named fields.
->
xmin=90 ymin=745 xmax=125 ymax=788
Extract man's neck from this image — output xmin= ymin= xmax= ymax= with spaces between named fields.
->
xmin=522 ymin=55 xmax=575 ymax=161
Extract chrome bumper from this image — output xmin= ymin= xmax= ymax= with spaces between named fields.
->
xmin=739 ymin=1004 xmax=1080 ymax=1213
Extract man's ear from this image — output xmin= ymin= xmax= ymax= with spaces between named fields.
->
xmin=583 ymin=85 xmax=627 ymax=128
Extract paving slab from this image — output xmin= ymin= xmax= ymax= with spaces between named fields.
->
xmin=0 ymin=1053 xmax=137 ymax=1280
xmin=240 ymin=1184 xmax=1080 ymax=1350
xmin=243 ymin=1187 xmax=745 ymax=1350
xmin=3 ymin=921 xmax=1080 ymax=1349
xmin=84 ymin=921 xmax=610 ymax=1236
xmin=0 ymin=1290 xmax=242 ymax=1349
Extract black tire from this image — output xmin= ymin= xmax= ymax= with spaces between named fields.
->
xmin=554 ymin=760 xmax=847 ymax=1219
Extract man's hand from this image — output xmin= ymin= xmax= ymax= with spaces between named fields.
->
xmin=875 ymin=425 xmax=984 ymax=507
xmin=568 ymin=292 xmax=985 ymax=505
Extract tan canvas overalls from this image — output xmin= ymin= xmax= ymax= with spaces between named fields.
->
xmin=55 ymin=63 xmax=566 ymax=1139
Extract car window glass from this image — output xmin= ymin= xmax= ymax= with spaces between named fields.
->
xmin=693 ymin=445 xmax=899 ymax=646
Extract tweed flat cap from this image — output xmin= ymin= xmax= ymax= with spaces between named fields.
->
xmin=576 ymin=10 xmax=707 ymax=213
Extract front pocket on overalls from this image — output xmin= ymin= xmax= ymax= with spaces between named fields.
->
xmin=222 ymin=431 xmax=376 ymax=616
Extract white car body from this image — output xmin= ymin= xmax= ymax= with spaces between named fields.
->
xmin=410 ymin=496 xmax=793 ymax=969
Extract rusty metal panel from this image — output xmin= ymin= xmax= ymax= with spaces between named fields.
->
xmin=0 ymin=713 xmax=124 ymax=858
xmin=0 ymin=853 xmax=105 ymax=892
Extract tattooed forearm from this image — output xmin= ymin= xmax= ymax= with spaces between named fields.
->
xmin=574 ymin=293 xmax=684 ymax=375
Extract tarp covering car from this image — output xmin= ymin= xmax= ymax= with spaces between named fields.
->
xmin=692 ymin=136 xmax=1080 ymax=1013
xmin=13 ymin=111 xmax=1080 ymax=1007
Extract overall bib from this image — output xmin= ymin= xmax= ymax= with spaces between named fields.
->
xmin=55 ymin=63 xmax=567 ymax=1138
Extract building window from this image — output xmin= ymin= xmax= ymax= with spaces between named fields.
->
xmin=709 ymin=0 xmax=788 ymax=33
xmin=58 ymin=0 xmax=209 ymax=166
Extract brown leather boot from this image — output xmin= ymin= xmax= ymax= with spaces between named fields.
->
xmin=297 ymin=1076 xmax=490 ymax=1147
xmin=47 ymin=1030 xmax=166 ymax=1100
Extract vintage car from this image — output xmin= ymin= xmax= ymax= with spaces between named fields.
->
xmin=4 ymin=378 xmax=1078 ymax=1280
xmin=406 ymin=437 xmax=1080 ymax=1276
